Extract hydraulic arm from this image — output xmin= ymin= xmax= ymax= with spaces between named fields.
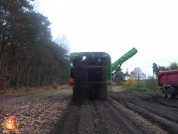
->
xmin=111 ymin=47 xmax=138 ymax=74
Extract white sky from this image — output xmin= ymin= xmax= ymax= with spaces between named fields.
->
xmin=36 ymin=0 xmax=178 ymax=76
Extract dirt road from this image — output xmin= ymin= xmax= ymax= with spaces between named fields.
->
xmin=52 ymin=92 xmax=178 ymax=134
xmin=0 ymin=89 xmax=72 ymax=134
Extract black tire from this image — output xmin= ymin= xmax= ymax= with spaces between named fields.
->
xmin=98 ymin=83 xmax=107 ymax=101
xmin=172 ymin=94 xmax=177 ymax=99
xmin=162 ymin=88 xmax=167 ymax=98
xmin=167 ymin=88 xmax=173 ymax=98
xmin=98 ymin=67 xmax=107 ymax=101
xmin=72 ymin=86 xmax=77 ymax=101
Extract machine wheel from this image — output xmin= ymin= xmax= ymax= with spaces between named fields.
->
xmin=162 ymin=88 xmax=167 ymax=98
xmin=98 ymin=83 xmax=107 ymax=101
xmin=167 ymin=88 xmax=173 ymax=98
xmin=172 ymin=94 xmax=177 ymax=99
xmin=72 ymin=87 xmax=77 ymax=101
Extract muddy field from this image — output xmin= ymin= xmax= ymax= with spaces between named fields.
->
xmin=53 ymin=92 xmax=178 ymax=134
xmin=0 ymin=88 xmax=178 ymax=134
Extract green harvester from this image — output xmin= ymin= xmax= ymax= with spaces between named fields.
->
xmin=69 ymin=47 xmax=137 ymax=104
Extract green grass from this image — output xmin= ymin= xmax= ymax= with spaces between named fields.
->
xmin=124 ymin=78 xmax=161 ymax=93
xmin=127 ymin=87 xmax=160 ymax=93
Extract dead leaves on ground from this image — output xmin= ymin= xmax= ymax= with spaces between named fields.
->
xmin=0 ymin=90 xmax=72 ymax=134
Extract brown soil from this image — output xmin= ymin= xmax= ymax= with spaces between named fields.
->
xmin=109 ymin=92 xmax=178 ymax=134
xmin=1 ymin=88 xmax=178 ymax=134
xmin=0 ymin=88 xmax=72 ymax=134
xmin=52 ymin=92 xmax=178 ymax=134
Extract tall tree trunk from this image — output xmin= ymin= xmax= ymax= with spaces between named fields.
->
xmin=15 ymin=57 xmax=22 ymax=90
xmin=38 ymin=71 xmax=41 ymax=87
xmin=35 ymin=70 xmax=39 ymax=87
xmin=0 ymin=43 xmax=5 ymax=63
xmin=5 ymin=51 xmax=11 ymax=69
xmin=30 ymin=69 xmax=33 ymax=87
xmin=40 ymin=71 xmax=47 ymax=87
xmin=25 ymin=67 xmax=30 ymax=87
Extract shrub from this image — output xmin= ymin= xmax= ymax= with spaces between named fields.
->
xmin=117 ymin=81 xmax=126 ymax=86
xmin=52 ymin=82 xmax=59 ymax=89
xmin=128 ymin=77 xmax=160 ymax=93
xmin=132 ymin=80 xmax=145 ymax=88
xmin=126 ymin=76 xmax=135 ymax=86
xmin=145 ymin=76 xmax=159 ymax=90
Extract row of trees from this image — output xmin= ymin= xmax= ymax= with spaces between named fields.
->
xmin=112 ymin=68 xmax=129 ymax=85
xmin=113 ymin=67 xmax=145 ymax=85
xmin=153 ymin=62 xmax=178 ymax=77
xmin=0 ymin=0 xmax=69 ymax=89
xmin=113 ymin=62 xmax=178 ymax=86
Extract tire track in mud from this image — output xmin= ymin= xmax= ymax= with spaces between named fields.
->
xmin=143 ymin=96 xmax=178 ymax=112
xmin=52 ymin=101 xmax=81 ymax=134
xmin=108 ymin=97 xmax=168 ymax=134
xmin=52 ymin=91 xmax=177 ymax=134
xmin=77 ymin=102 xmax=95 ymax=134
xmin=126 ymin=102 xmax=178 ymax=134
xmin=52 ymin=100 xmax=109 ymax=134
xmin=130 ymin=92 xmax=178 ymax=110
xmin=90 ymin=101 xmax=101 ymax=134
xmin=97 ymin=100 xmax=144 ymax=134
xmin=110 ymin=92 xmax=178 ymax=123
xmin=105 ymin=100 xmax=144 ymax=134
xmin=126 ymin=93 xmax=178 ymax=110
xmin=91 ymin=101 xmax=124 ymax=134
xmin=53 ymin=99 xmax=150 ymax=134
xmin=109 ymin=92 xmax=178 ymax=134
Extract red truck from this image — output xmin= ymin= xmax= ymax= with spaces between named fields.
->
xmin=158 ymin=70 xmax=178 ymax=98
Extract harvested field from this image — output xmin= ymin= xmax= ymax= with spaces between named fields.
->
xmin=0 ymin=88 xmax=72 ymax=134
xmin=108 ymin=92 xmax=178 ymax=134
xmin=53 ymin=91 xmax=178 ymax=134
xmin=1 ymin=87 xmax=178 ymax=134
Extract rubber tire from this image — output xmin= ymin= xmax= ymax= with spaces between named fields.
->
xmin=167 ymin=88 xmax=173 ymax=98
xmin=72 ymin=86 xmax=77 ymax=101
xmin=162 ymin=88 xmax=167 ymax=98
xmin=172 ymin=94 xmax=176 ymax=99
xmin=98 ymin=83 xmax=107 ymax=101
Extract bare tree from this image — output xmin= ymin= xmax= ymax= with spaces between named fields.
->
xmin=130 ymin=67 xmax=146 ymax=81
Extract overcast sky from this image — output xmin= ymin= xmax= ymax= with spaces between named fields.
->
xmin=36 ymin=0 xmax=178 ymax=76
